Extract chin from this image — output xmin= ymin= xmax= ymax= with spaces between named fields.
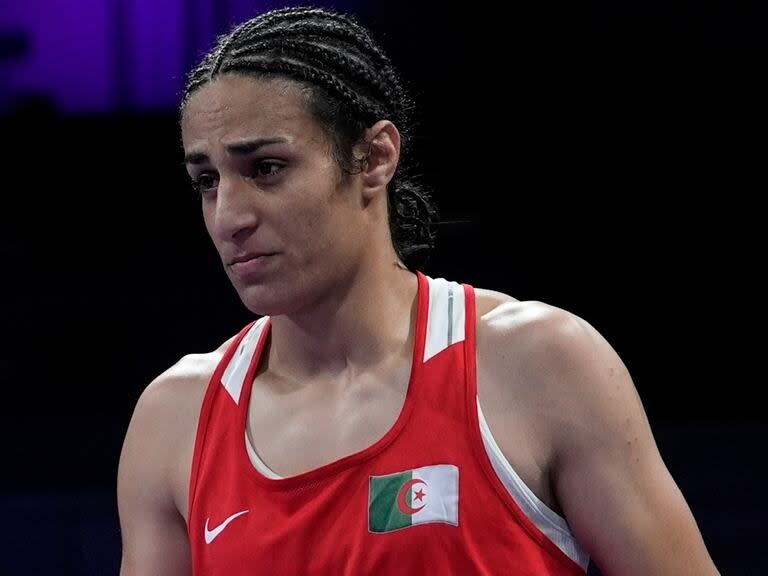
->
xmin=235 ymin=283 xmax=302 ymax=317
xmin=237 ymin=289 xmax=285 ymax=317
xmin=231 ymin=264 xmax=341 ymax=318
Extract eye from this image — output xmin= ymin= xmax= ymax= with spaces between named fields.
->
xmin=190 ymin=172 xmax=218 ymax=196
xmin=249 ymin=160 xmax=285 ymax=180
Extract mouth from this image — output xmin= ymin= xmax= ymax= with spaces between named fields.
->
xmin=227 ymin=253 xmax=276 ymax=279
xmin=228 ymin=253 xmax=270 ymax=266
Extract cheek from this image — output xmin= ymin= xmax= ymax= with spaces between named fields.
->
xmin=284 ymin=199 xmax=356 ymax=258
xmin=291 ymin=205 xmax=334 ymax=249
xmin=201 ymin=203 xmax=220 ymax=244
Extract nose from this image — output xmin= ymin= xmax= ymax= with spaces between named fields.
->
xmin=210 ymin=175 xmax=259 ymax=243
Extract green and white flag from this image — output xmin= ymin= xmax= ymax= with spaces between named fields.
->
xmin=368 ymin=464 xmax=459 ymax=533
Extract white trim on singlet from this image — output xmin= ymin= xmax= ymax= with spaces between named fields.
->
xmin=245 ymin=428 xmax=282 ymax=479
xmin=221 ymin=317 xmax=269 ymax=405
xmin=423 ymin=277 xmax=466 ymax=362
xmin=476 ymin=398 xmax=590 ymax=570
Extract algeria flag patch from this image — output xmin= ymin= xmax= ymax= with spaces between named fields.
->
xmin=368 ymin=464 xmax=459 ymax=533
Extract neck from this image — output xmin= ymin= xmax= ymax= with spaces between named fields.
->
xmin=267 ymin=259 xmax=419 ymax=384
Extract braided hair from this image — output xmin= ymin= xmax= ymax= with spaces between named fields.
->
xmin=181 ymin=6 xmax=437 ymax=269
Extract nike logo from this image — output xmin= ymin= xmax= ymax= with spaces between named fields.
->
xmin=204 ymin=509 xmax=249 ymax=544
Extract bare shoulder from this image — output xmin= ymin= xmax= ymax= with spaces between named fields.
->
xmin=144 ymin=338 xmax=234 ymax=415
xmin=473 ymin=289 xmax=721 ymax=575
xmin=118 ymin=334 xmax=238 ymax=518
xmin=476 ymin=287 xmax=592 ymax=346
xmin=117 ymin=334 xmax=240 ymax=574
xmin=476 ymin=287 xmax=626 ymax=387
xmin=129 ymin=334 xmax=236 ymax=446
xmin=474 ymin=287 xmax=634 ymax=450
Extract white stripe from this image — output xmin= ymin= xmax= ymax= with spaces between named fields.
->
xmin=244 ymin=429 xmax=282 ymax=479
xmin=411 ymin=464 xmax=459 ymax=526
xmin=477 ymin=397 xmax=589 ymax=570
xmin=221 ymin=317 xmax=269 ymax=404
xmin=424 ymin=277 xmax=465 ymax=362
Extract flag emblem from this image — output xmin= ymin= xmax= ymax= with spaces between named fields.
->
xmin=368 ymin=465 xmax=459 ymax=533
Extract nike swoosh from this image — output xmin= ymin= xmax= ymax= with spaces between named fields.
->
xmin=204 ymin=509 xmax=249 ymax=544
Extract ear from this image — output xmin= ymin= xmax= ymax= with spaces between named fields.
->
xmin=357 ymin=120 xmax=401 ymax=199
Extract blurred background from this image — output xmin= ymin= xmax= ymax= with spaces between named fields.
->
xmin=1 ymin=0 xmax=765 ymax=574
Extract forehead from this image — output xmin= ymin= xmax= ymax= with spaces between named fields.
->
xmin=181 ymin=74 xmax=324 ymax=149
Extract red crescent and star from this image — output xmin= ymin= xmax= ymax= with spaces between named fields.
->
xmin=396 ymin=479 xmax=428 ymax=514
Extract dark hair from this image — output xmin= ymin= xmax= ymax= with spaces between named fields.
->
xmin=181 ymin=6 xmax=436 ymax=269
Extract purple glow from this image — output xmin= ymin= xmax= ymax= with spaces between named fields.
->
xmin=4 ymin=0 xmax=111 ymax=113
xmin=0 ymin=0 xmax=362 ymax=114
xmin=129 ymin=0 xmax=185 ymax=110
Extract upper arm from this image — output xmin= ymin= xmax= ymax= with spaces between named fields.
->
xmin=117 ymin=376 xmax=193 ymax=576
xmin=536 ymin=311 xmax=718 ymax=575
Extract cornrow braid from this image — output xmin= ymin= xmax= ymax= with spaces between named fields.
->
xmin=181 ymin=6 xmax=436 ymax=270
xmin=227 ymin=38 xmax=396 ymax=113
xmin=209 ymin=18 xmax=256 ymax=76
xmin=224 ymin=57 xmax=388 ymax=123
xmin=248 ymin=19 xmax=394 ymax=69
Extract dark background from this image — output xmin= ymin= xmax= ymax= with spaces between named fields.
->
xmin=1 ymin=1 xmax=765 ymax=574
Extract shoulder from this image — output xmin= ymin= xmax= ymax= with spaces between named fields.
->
xmin=135 ymin=334 xmax=237 ymax=431
xmin=474 ymin=287 xmax=633 ymax=442
xmin=471 ymin=289 xmax=720 ymax=574
xmin=474 ymin=287 xmax=601 ymax=368
xmin=118 ymin=334 xmax=239 ymax=513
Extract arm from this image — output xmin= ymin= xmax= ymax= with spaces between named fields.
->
xmin=536 ymin=309 xmax=719 ymax=575
xmin=117 ymin=375 xmax=193 ymax=576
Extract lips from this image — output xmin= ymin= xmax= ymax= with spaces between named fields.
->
xmin=228 ymin=252 xmax=266 ymax=265
xmin=227 ymin=252 xmax=276 ymax=279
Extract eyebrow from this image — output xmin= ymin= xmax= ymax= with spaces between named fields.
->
xmin=184 ymin=137 xmax=289 ymax=165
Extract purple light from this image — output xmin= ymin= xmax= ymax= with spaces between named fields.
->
xmin=4 ymin=0 xmax=112 ymax=113
xmin=0 ymin=0 xmax=364 ymax=114
xmin=129 ymin=0 xmax=185 ymax=111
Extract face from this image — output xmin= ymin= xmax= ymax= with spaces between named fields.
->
xmin=181 ymin=74 xmax=368 ymax=316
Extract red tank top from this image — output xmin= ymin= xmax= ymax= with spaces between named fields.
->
xmin=188 ymin=273 xmax=586 ymax=575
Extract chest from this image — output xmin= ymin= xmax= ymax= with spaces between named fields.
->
xmin=245 ymin=370 xmax=410 ymax=477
